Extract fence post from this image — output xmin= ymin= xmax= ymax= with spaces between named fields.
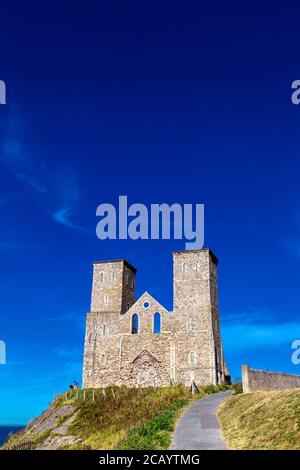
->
xmin=242 ymin=364 xmax=250 ymax=393
xmin=92 ymin=389 xmax=95 ymax=402
xmin=83 ymin=389 xmax=86 ymax=400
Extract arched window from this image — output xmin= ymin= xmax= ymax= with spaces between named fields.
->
xmin=100 ymin=272 xmax=104 ymax=283
xmin=190 ymin=351 xmax=196 ymax=367
xmin=104 ymin=295 xmax=109 ymax=304
xmin=111 ymin=271 xmax=117 ymax=283
xmin=187 ymin=318 xmax=193 ymax=332
xmin=182 ymin=262 xmax=188 ymax=274
xmin=102 ymin=324 xmax=106 ymax=336
xmin=100 ymin=354 xmax=105 ymax=367
xmin=196 ymin=261 xmax=200 ymax=273
xmin=131 ymin=313 xmax=139 ymax=334
xmin=153 ymin=312 xmax=161 ymax=334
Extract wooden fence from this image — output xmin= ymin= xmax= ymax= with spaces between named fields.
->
xmin=52 ymin=385 xmax=163 ymax=404
xmin=7 ymin=440 xmax=35 ymax=450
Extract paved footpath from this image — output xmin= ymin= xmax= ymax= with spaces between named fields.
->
xmin=171 ymin=391 xmax=231 ymax=450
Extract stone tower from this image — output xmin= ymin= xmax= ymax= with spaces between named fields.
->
xmin=90 ymin=259 xmax=136 ymax=314
xmin=173 ymin=249 xmax=224 ymax=385
xmin=82 ymin=249 xmax=227 ymax=389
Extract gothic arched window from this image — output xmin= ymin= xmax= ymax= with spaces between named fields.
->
xmin=190 ymin=351 xmax=196 ymax=368
xmin=182 ymin=262 xmax=188 ymax=274
xmin=100 ymin=354 xmax=105 ymax=367
xmin=187 ymin=318 xmax=193 ymax=332
xmin=153 ymin=312 xmax=161 ymax=334
xmin=131 ymin=313 xmax=139 ymax=334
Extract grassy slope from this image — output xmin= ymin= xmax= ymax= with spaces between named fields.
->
xmin=67 ymin=385 xmax=196 ymax=450
xmin=3 ymin=384 xmax=229 ymax=450
xmin=218 ymin=389 xmax=300 ymax=450
xmin=69 ymin=384 xmax=229 ymax=450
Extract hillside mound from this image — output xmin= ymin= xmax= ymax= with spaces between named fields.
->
xmin=3 ymin=384 xmax=230 ymax=450
xmin=3 ymin=385 xmax=196 ymax=450
xmin=218 ymin=388 xmax=300 ymax=450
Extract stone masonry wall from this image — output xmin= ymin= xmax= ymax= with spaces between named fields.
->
xmin=242 ymin=364 xmax=300 ymax=392
xmin=83 ymin=249 xmax=227 ymax=389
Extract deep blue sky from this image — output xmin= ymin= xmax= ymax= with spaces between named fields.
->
xmin=0 ymin=2 xmax=300 ymax=424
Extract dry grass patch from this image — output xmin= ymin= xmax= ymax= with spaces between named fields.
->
xmin=218 ymin=389 xmax=300 ymax=450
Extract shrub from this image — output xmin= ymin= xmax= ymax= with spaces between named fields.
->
xmin=231 ymin=382 xmax=243 ymax=394
xmin=202 ymin=384 xmax=217 ymax=394
xmin=120 ymin=399 xmax=189 ymax=450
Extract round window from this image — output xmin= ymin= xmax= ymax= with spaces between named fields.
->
xmin=143 ymin=301 xmax=150 ymax=309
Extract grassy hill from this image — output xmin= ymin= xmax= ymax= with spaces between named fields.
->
xmin=218 ymin=389 xmax=300 ymax=450
xmin=2 ymin=384 xmax=227 ymax=450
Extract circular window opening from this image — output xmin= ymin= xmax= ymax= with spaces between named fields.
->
xmin=143 ymin=301 xmax=150 ymax=309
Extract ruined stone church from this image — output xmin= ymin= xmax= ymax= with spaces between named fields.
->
xmin=83 ymin=249 xmax=228 ymax=388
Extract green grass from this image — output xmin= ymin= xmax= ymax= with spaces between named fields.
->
xmin=67 ymin=385 xmax=193 ymax=449
xmin=2 ymin=430 xmax=52 ymax=450
xmin=218 ymin=389 xmax=300 ymax=450
xmin=3 ymin=383 xmax=230 ymax=450
xmin=119 ymin=399 xmax=189 ymax=450
xmin=56 ymin=414 xmax=70 ymax=427
xmin=66 ymin=383 xmax=230 ymax=450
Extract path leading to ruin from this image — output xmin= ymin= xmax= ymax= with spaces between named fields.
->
xmin=171 ymin=391 xmax=231 ymax=450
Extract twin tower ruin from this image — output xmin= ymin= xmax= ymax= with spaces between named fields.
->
xmin=83 ymin=249 xmax=228 ymax=389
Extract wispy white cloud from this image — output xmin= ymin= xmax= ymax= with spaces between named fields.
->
xmin=41 ymin=312 xmax=75 ymax=322
xmin=0 ymin=110 xmax=87 ymax=233
xmin=53 ymin=207 xmax=89 ymax=232
xmin=53 ymin=346 xmax=82 ymax=358
xmin=50 ymin=171 xmax=83 ymax=229
xmin=16 ymin=172 xmax=47 ymax=193
xmin=53 ymin=208 xmax=74 ymax=227
xmin=42 ymin=312 xmax=85 ymax=323
xmin=1 ymin=359 xmax=83 ymax=395
xmin=222 ymin=316 xmax=300 ymax=354
xmin=1 ymin=133 xmax=47 ymax=194
xmin=41 ymin=312 xmax=86 ymax=332
xmin=223 ymin=307 xmax=275 ymax=326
